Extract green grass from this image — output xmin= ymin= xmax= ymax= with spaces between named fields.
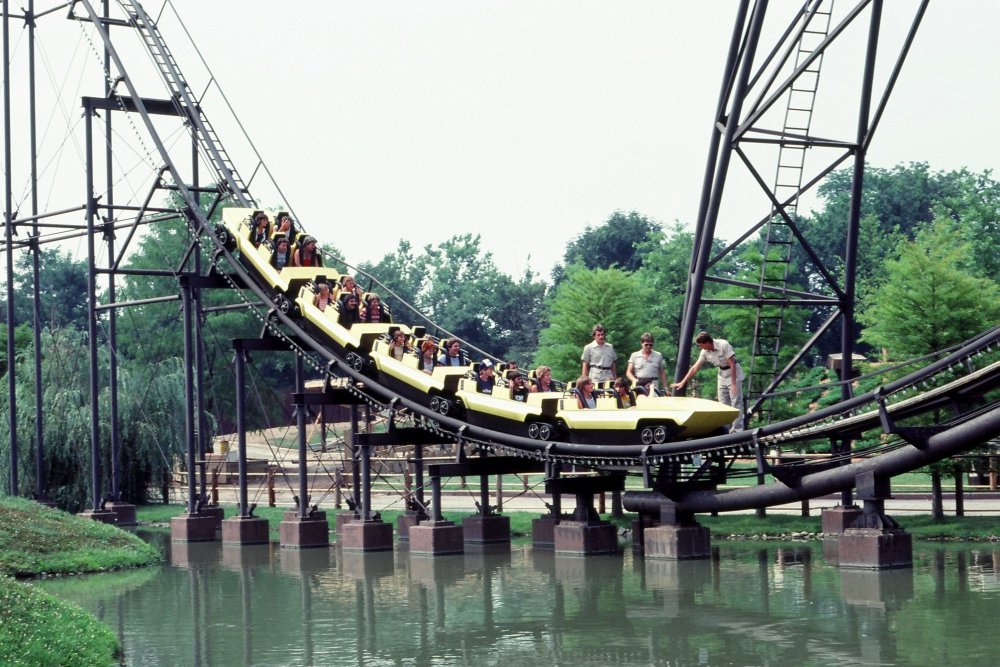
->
xmin=0 ymin=575 xmax=119 ymax=667
xmin=0 ymin=497 xmax=161 ymax=577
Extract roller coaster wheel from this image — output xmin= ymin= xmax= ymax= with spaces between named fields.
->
xmin=527 ymin=423 xmax=540 ymax=439
xmin=653 ymin=425 xmax=668 ymax=444
xmin=429 ymin=396 xmax=441 ymax=412
xmin=215 ymin=224 xmax=236 ymax=251
xmin=640 ymin=427 xmax=655 ymax=445
xmin=537 ymin=423 xmax=553 ymax=441
xmin=275 ymin=293 xmax=292 ymax=315
xmin=435 ymin=397 xmax=452 ymax=416
xmin=346 ymin=352 xmax=365 ymax=372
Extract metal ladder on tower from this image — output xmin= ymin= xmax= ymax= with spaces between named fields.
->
xmin=115 ymin=0 xmax=253 ymax=208
xmin=748 ymin=0 xmax=834 ymax=424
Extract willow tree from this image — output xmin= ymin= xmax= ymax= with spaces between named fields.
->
xmin=0 ymin=328 xmax=189 ymax=511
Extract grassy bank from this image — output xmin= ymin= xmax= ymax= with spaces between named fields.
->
xmin=137 ymin=503 xmax=1000 ymax=542
xmin=0 ymin=497 xmax=160 ymax=577
xmin=0 ymin=575 xmax=119 ymax=667
xmin=0 ymin=497 xmax=161 ymax=667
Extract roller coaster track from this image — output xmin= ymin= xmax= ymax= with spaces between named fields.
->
xmin=65 ymin=2 xmax=1000 ymax=511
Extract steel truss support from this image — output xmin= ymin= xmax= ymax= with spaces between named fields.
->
xmin=675 ymin=0 xmax=928 ymax=433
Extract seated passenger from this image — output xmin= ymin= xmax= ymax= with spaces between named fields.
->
xmin=437 ymin=339 xmax=463 ymax=367
xmin=313 ymin=282 xmax=333 ymax=311
xmin=531 ymin=365 xmax=555 ymax=393
xmin=269 ymin=237 xmax=292 ymax=271
xmin=476 ymin=359 xmax=496 ymax=394
xmin=336 ymin=292 xmax=362 ymax=328
xmin=273 ymin=213 xmax=297 ymax=244
xmin=614 ymin=377 xmax=635 ymax=409
xmin=361 ymin=293 xmax=391 ymax=324
xmin=388 ymin=329 xmax=410 ymax=361
xmin=339 ymin=275 xmax=364 ymax=304
xmin=575 ymin=376 xmax=597 ymax=409
xmin=293 ymin=235 xmax=323 ymax=267
xmin=418 ymin=339 xmax=437 ymax=374
xmin=508 ymin=371 xmax=529 ymax=402
xmin=250 ymin=211 xmax=271 ymax=247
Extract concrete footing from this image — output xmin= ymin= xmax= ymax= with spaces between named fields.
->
xmin=79 ymin=509 xmax=119 ymax=525
xmin=643 ymin=524 xmax=712 ymax=560
xmin=410 ymin=520 xmax=464 ymax=555
xmin=107 ymin=502 xmax=137 ymax=527
xmin=334 ymin=511 xmax=359 ymax=536
xmin=462 ymin=515 xmax=511 ymax=544
xmin=554 ymin=520 xmax=618 ymax=555
xmin=821 ymin=505 xmax=863 ymax=534
xmin=396 ymin=510 xmax=427 ymax=541
xmin=340 ymin=519 xmax=393 ymax=552
xmin=279 ymin=511 xmax=330 ymax=549
xmin=200 ymin=505 xmax=225 ymax=530
xmin=170 ymin=513 xmax=218 ymax=542
xmin=221 ymin=516 xmax=270 ymax=545
xmin=532 ymin=515 xmax=558 ymax=549
xmin=836 ymin=528 xmax=913 ymax=569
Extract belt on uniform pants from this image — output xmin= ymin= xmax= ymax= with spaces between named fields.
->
xmin=592 ymin=365 xmax=611 ymax=370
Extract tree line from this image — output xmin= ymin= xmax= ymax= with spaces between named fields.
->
xmin=1 ymin=161 xmax=998 ymax=509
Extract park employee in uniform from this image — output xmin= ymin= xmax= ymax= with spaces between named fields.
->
xmin=581 ymin=324 xmax=617 ymax=383
xmin=671 ymin=331 xmax=745 ymax=431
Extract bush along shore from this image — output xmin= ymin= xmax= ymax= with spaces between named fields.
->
xmin=0 ymin=497 xmax=161 ymax=667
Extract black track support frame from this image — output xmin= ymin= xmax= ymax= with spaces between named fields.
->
xmin=674 ymin=1 xmax=928 ymax=438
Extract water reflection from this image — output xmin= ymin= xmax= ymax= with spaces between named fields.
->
xmin=36 ymin=535 xmax=1000 ymax=666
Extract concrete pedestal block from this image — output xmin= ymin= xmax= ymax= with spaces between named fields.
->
xmin=643 ymin=524 xmax=712 ymax=560
xmin=821 ymin=506 xmax=863 ymax=534
xmin=631 ymin=518 xmax=660 ymax=552
xmin=221 ymin=516 xmax=270 ymax=545
xmin=340 ymin=520 xmax=393 ymax=552
xmin=837 ymin=528 xmax=912 ymax=569
xmin=170 ymin=513 xmax=218 ymax=542
xmin=280 ymin=511 xmax=330 ymax=549
xmin=396 ymin=511 xmax=426 ymax=541
xmin=200 ymin=505 xmax=225 ymax=530
xmin=335 ymin=511 xmax=359 ymax=535
xmin=410 ymin=521 xmax=464 ymax=555
xmin=79 ymin=509 xmax=118 ymax=526
xmin=822 ymin=537 xmax=842 ymax=565
xmin=532 ymin=516 xmax=557 ymax=549
xmin=553 ymin=520 xmax=618 ymax=556
xmin=107 ymin=502 xmax=137 ymax=527
xmin=462 ymin=515 xmax=511 ymax=544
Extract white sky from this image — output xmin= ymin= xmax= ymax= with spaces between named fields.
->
xmin=8 ymin=1 xmax=1000 ymax=280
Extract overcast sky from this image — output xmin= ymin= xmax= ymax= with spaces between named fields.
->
xmin=12 ymin=1 xmax=1000 ymax=280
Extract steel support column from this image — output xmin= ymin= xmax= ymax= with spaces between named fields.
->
xmin=28 ymin=0 xmax=44 ymax=501
xmin=294 ymin=354 xmax=309 ymax=519
xmin=180 ymin=278 xmax=197 ymax=514
xmin=84 ymin=105 xmax=102 ymax=510
xmin=676 ymin=0 xmax=769 ymax=380
xmin=234 ymin=345 xmax=249 ymax=517
xmin=838 ymin=0 xmax=883 ymax=506
xmin=4 ymin=0 xmax=19 ymax=495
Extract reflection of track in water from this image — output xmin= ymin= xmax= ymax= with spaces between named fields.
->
xmin=70 ymin=2 xmax=1000 ymax=515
